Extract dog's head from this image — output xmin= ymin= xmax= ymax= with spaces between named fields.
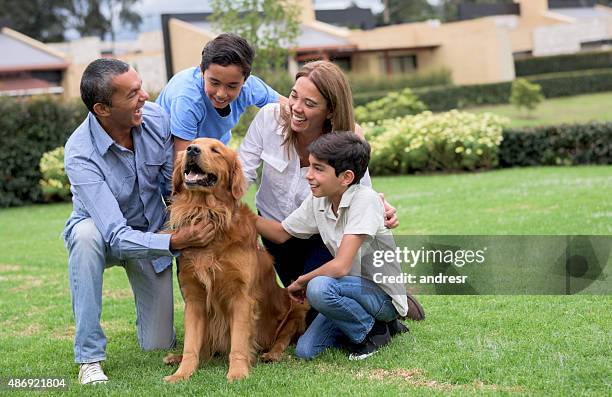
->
xmin=172 ymin=138 xmax=246 ymax=201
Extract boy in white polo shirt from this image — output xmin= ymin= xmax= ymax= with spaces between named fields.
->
xmin=256 ymin=132 xmax=409 ymax=360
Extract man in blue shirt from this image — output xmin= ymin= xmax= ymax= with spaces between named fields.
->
xmin=64 ymin=58 xmax=214 ymax=385
xmin=156 ymin=33 xmax=281 ymax=156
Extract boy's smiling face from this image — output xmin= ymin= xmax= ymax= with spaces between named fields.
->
xmin=306 ymin=154 xmax=353 ymax=200
xmin=202 ymin=64 xmax=246 ymax=109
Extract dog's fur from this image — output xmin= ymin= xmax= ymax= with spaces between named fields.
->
xmin=163 ymin=138 xmax=309 ymax=382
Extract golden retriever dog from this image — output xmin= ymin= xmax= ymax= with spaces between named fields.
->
xmin=163 ymin=138 xmax=309 ymax=382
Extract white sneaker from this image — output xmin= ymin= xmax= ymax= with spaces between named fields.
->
xmin=78 ymin=362 xmax=108 ymax=385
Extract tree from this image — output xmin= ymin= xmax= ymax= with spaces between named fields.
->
xmin=436 ymin=0 xmax=515 ymax=23
xmin=0 ymin=0 xmax=69 ymax=42
xmin=379 ymin=0 xmax=437 ymax=25
xmin=66 ymin=0 xmax=142 ymax=41
xmin=0 ymin=0 xmax=142 ymax=42
xmin=510 ymin=78 xmax=544 ymax=117
xmin=208 ymin=0 xmax=300 ymax=76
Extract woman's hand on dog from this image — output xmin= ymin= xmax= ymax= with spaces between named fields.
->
xmin=170 ymin=221 xmax=215 ymax=250
xmin=380 ymin=193 xmax=399 ymax=229
xmin=286 ymin=279 xmax=306 ymax=304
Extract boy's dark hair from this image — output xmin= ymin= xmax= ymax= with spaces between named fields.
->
xmin=308 ymin=132 xmax=371 ymax=186
xmin=200 ymin=33 xmax=254 ymax=78
xmin=80 ymin=58 xmax=130 ymax=113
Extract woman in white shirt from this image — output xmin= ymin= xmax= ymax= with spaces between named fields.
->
xmin=238 ymin=61 xmax=398 ymax=287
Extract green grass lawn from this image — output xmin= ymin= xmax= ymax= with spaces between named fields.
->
xmin=466 ymin=91 xmax=612 ymax=128
xmin=0 ymin=166 xmax=610 ymax=396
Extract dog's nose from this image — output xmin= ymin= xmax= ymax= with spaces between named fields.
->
xmin=186 ymin=145 xmax=201 ymax=156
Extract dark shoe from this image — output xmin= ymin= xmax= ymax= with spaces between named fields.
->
xmin=404 ymin=292 xmax=425 ymax=321
xmin=387 ymin=319 xmax=409 ymax=337
xmin=348 ymin=321 xmax=391 ymax=361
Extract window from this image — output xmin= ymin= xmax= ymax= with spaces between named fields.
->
xmin=379 ymin=54 xmax=417 ymax=74
xmin=331 ymin=56 xmax=352 ymax=72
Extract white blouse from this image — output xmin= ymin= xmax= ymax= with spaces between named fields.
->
xmin=238 ymin=103 xmax=372 ymax=222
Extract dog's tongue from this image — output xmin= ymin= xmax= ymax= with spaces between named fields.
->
xmin=185 ymin=170 xmax=203 ymax=182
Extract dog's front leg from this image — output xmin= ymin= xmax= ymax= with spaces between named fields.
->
xmin=226 ymin=297 xmax=253 ymax=381
xmin=164 ymin=301 xmax=205 ymax=383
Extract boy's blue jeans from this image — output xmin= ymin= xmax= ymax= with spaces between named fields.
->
xmin=65 ymin=218 xmax=175 ymax=364
xmin=296 ymin=276 xmax=397 ymax=360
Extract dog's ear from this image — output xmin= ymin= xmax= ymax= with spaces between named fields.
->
xmin=172 ymin=153 xmax=184 ymax=196
xmin=230 ymin=155 xmax=246 ymax=200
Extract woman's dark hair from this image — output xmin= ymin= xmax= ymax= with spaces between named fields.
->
xmin=200 ymin=33 xmax=254 ymax=78
xmin=80 ymin=58 xmax=130 ymax=113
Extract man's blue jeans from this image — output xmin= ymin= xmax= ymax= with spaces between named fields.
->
xmin=66 ymin=219 xmax=175 ymax=364
xmin=295 ymin=276 xmax=397 ymax=360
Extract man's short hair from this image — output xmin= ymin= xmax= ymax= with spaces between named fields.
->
xmin=308 ymin=132 xmax=371 ymax=186
xmin=80 ymin=58 xmax=130 ymax=113
xmin=200 ymin=33 xmax=254 ymax=79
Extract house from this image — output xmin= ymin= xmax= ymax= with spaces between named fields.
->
xmin=162 ymin=0 xmax=612 ymax=86
xmin=0 ymin=27 xmax=69 ymax=97
xmin=48 ymin=30 xmax=167 ymax=99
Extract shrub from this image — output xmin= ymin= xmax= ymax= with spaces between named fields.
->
xmin=500 ymin=122 xmax=612 ymax=167
xmin=354 ymin=68 xmax=612 ymax=111
xmin=413 ymin=82 xmax=512 ymax=111
xmin=0 ymin=97 xmax=87 ymax=207
xmin=515 ymin=50 xmax=612 ymax=76
xmin=364 ymin=110 xmax=508 ymax=175
xmin=510 ymin=78 xmax=544 ymax=115
xmin=348 ymin=69 xmax=451 ymax=94
xmin=355 ymin=88 xmax=427 ymax=123
xmin=39 ymin=146 xmax=71 ymax=202
xmin=528 ymin=68 xmax=612 ymax=98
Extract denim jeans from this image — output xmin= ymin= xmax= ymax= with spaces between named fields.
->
xmin=295 ymin=276 xmax=397 ymax=360
xmin=66 ymin=218 xmax=175 ymax=363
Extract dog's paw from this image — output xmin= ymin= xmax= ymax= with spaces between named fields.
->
xmin=226 ymin=365 xmax=249 ymax=382
xmin=261 ymin=351 xmax=282 ymax=363
xmin=163 ymin=372 xmax=190 ymax=383
xmin=163 ymin=353 xmax=183 ymax=365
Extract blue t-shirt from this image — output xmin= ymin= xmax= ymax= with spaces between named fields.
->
xmin=156 ymin=66 xmax=279 ymax=145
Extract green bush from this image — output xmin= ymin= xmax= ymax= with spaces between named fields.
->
xmin=0 ymin=97 xmax=87 ymax=207
xmin=348 ymin=69 xmax=451 ymax=94
xmin=364 ymin=110 xmax=508 ymax=175
xmin=414 ymin=81 xmax=512 ymax=111
xmin=39 ymin=146 xmax=71 ymax=202
xmin=510 ymin=78 xmax=544 ymax=114
xmin=515 ymin=50 xmax=612 ymax=77
xmin=355 ymin=88 xmax=427 ymax=123
xmin=417 ymin=68 xmax=612 ymax=111
xmin=528 ymin=68 xmax=612 ymax=98
xmin=500 ymin=122 xmax=612 ymax=167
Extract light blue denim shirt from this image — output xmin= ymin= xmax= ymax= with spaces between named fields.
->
xmin=63 ymin=101 xmax=175 ymax=273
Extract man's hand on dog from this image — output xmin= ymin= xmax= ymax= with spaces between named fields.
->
xmin=169 ymin=221 xmax=215 ymax=250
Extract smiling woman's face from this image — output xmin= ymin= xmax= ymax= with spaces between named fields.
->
xmin=288 ymin=76 xmax=330 ymax=135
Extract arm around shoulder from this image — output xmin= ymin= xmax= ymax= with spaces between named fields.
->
xmin=255 ymin=216 xmax=291 ymax=244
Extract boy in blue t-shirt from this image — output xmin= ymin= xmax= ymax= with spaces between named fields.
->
xmin=256 ymin=132 xmax=410 ymax=361
xmin=156 ymin=33 xmax=281 ymax=156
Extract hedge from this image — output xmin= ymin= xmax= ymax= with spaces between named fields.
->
xmin=348 ymin=69 xmax=451 ymax=95
xmin=0 ymin=97 xmax=86 ymax=207
xmin=515 ymin=50 xmax=612 ymax=77
xmin=355 ymin=68 xmax=612 ymax=111
xmin=499 ymin=122 xmax=612 ymax=167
